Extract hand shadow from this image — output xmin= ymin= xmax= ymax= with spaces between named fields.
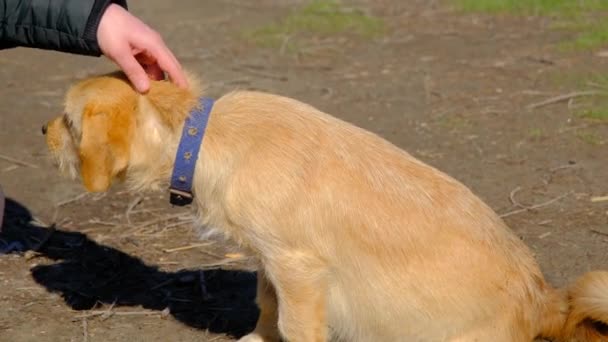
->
xmin=0 ymin=198 xmax=259 ymax=338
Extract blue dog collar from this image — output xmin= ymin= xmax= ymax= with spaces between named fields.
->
xmin=169 ymin=97 xmax=214 ymax=206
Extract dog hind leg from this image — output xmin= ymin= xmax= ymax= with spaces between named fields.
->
xmin=264 ymin=250 xmax=329 ymax=342
xmin=239 ymin=270 xmax=281 ymax=342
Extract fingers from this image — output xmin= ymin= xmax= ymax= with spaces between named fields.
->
xmin=113 ymin=51 xmax=151 ymax=93
xmin=143 ymin=62 xmax=165 ymax=82
xmin=136 ymin=52 xmax=165 ymax=81
xmin=147 ymin=42 xmax=188 ymax=89
xmin=131 ymin=34 xmax=188 ymax=90
xmin=96 ymin=3 xmax=187 ymax=93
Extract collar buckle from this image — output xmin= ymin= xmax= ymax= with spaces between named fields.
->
xmin=169 ymin=188 xmax=193 ymax=206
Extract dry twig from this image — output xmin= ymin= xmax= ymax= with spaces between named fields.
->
xmin=75 ymin=310 xmax=161 ymax=320
xmin=549 ymin=163 xmax=579 ymax=172
xmin=197 ymin=258 xmax=248 ymax=269
xmin=158 ymin=219 xmax=195 ymax=230
xmin=225 ymin=253 xmax=245 ymax=259
xmin=120 ymin=213 xmax=188 ymax=237
xmin=82 ymin=318 xmax=88 ymax=342
xmin=590 ymin=228 xmax=608 ymax=237
xmin=558 ymin=124 xmax=588 ymax=134
xmin=235 ymin=65 xmax=288 ymax=81
xmin=30 ymin=216 xmax=50 ymax=228
xmin=88 ymin=219 xmax=119 ymax=226
xmin=163 ymin=243 xmax=211 ymax=253
xmin=91 ymin=193 xmax=107 ymax=201
xmin=2 ymin=165 xmax=19 ymax=172
xmin=56 ymin=193 xmax=88 ymax=207
xmin=526 ymin=90 xmax=604 ymax=110
xmin=125 ymin=196 xmax=144 ymax=225
xmin=500 ymin=192 xmax=572 ymax=218
xmin=147 ymin=219 xmax=195 ymax=238
xmin=509 ymin=186 xmax=525 ymax=208
xmin=587 ymin=81 xmax=608 ymax=90
xmin=0 ymin=153 xmax=39 ymax=168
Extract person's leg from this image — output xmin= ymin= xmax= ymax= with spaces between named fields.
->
xmin=0 ymin=184 xmax=4 ymax=230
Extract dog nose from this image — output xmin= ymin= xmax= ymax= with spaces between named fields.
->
xmin=41 ymin=124 xmax=48 ymax=135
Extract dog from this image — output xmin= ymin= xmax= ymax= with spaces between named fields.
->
xmin=43 ymin=71 xmax=608 ymax=342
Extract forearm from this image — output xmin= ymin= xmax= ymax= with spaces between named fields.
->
xmin=0 ymin=0 xmax=127 ymax=56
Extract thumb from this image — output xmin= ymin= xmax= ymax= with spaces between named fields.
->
xmin=113 ymin=52 xmax=150 ymax=93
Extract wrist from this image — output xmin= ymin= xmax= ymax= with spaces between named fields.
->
xmin=84 ymin=0 xmax=129 ymax=55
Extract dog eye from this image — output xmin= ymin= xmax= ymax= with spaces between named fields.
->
xmin=61 ymin=114 xmax=81 ymax=141
xmin=62 ymin=114 xmax=73 ymax=128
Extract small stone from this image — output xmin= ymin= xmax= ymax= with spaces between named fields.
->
xmin=595 ymin=50 xmax=608 ymax=57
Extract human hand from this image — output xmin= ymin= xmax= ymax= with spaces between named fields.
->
xmin=97 ymin=4 xmax=188 ymax=93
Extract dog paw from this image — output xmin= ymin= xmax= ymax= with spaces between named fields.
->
xmin=237 ymin=333 xmax=266 ymax=342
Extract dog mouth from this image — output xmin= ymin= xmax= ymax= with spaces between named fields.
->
xmin=43 ymin=116 xmax=80 ymax=179
xmin=47 ymin=147 xmax=79 ymax=179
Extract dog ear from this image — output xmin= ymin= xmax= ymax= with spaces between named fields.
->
xmin=79 ymin=102 xmax=133 ymax=192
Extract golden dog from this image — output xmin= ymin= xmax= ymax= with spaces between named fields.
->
xmin=43 ymin=71 xmax=608 ymax=342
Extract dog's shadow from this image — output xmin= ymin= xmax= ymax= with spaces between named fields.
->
xmin=0 ymin=198 xmax=258 ymax=338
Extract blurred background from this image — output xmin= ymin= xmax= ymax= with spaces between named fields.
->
xmin=0 ymin=1 xmax=607 ymax=341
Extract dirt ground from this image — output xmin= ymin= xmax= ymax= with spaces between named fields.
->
xmin=1 ymin=1 xmax=607 ymax=341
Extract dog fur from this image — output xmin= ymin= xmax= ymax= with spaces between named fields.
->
xmin=44 ymin=71 xmax=608 ymax=342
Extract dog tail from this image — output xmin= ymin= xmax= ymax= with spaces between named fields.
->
xmin=539 ymin=271 xmax=608 ymax=341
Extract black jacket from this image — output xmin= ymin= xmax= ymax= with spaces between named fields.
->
xmin=1 ymin=0 xmax=128 ymax=56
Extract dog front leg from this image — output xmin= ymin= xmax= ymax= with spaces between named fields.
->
xmin=266 ymin=251 xmax=329 ymax=342
xmin=238 ymin=270 xmax=281 ymax=342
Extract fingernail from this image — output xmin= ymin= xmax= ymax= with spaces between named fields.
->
xmin=137 ymin=80 xmax=149 ymax=93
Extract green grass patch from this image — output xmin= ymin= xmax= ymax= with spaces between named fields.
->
xmin=549 ymin=71 xmax=608 ymax=90
xmin=569 ymin=74 xmax=608 ymax=122
xmin=454 ymin=0 xmax=608 ymax=15
xmin=243 ymin=0 xmax=384 ymax=51
xmin=576 ymin=131 xmax=603 ymax=145
xmin=549 ymin=73 xmax=608 ymax=122
xmin=570 ymin=21 xmax=608 ymax=50
xmin=554 ymin=18 xmax=608 ymax=51
xmin=578 ymin=108 xmax=608 ymax=121
xmin=437 ymin=115 xmax=472 ymax=130
xmin=528 ymin=128 xmax=545 ymax=139
xmin=452 ymin=0 xmax=608 ymax=50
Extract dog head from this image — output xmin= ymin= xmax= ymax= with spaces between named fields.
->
xmin=44 ymin=71 xmax=200 ymax=192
